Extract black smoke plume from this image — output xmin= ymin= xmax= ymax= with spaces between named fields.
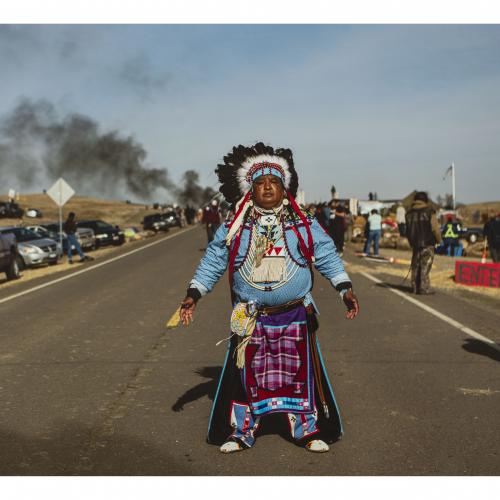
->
xmin=177 ymin=169 xmax=217 ymax=207
xmin=0 ymin=98 xmax=174 ymax=200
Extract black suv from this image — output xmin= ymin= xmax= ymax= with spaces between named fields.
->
xmin=76 ymin=220 xmax=125 ymax=248
xmin=162 ymin=211 xmax=182 ymax=228
xmin=0 ymin=201 xmax=24 ymax=219
xmin=142 ymin=213 xmax=169 ymax=233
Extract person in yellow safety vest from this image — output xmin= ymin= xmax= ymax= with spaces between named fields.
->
xmin=441 ymin=215 xmax=460 ymax=256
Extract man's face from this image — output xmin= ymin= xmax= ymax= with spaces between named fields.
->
xmin=252 ymin=174 xmax=284 ymax=209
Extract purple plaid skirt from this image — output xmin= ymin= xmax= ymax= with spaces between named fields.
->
xmin=243 ymin=305 xmax=315 ymax=416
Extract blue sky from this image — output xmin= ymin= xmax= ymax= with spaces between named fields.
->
xmin=1 ymin=24 xmax=499 ymax=203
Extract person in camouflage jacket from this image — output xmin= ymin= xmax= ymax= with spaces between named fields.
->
xmin=405 ymin=192 xmax=442 ymax=294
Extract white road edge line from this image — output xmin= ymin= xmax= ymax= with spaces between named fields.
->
xmin=358 ymin=270 xmax=500 ymax=353
xmin=0 ymin=226 xmax=197 ymax=306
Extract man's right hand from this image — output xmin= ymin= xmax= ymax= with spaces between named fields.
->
xmin=180 ymin=296 xmax=196 ymax=326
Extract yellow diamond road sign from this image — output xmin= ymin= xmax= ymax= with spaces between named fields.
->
xmin=46 ymin=178 xmax=75 ymax=207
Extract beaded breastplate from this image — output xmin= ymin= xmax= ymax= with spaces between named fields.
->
xmin=237 ymin=206 xmax=300 ymax=291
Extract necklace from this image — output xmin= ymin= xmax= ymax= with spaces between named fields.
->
xmin=253 ymin=204 xmax=283 ymax=216
xmin=237 ymin=208 xmax=300 ymax=291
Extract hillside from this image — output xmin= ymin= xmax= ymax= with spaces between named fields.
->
xmin=459 ymin=201 xmax=500 ymax=225
xmin=0 ymin=193 xmax=155 ymax=228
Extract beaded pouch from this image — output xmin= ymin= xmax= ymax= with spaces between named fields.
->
xmin=230 ymin=301 xmax=258 ymax=337
xmin=230 ymin=301 xmax=259 ymax=368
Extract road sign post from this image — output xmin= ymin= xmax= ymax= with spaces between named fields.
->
xmin=46 ymin=178 xmax=75 ymax=252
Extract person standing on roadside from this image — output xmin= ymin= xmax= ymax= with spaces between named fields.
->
xmin=441 ymin=215 xmax=460 ymax=257
xmin=202 ymin=200 xmax=221 ymax=244
xmin=330 ymin=205 xmax=347 ymax=256
xmin=396 ymin=202 xmax=406 ymax=236
xmin=363 ymin=209 xmax=382 ymax=256
xmin=483 ymin=212 xmax=500 ymax=263
xmin=63 ymin=212 xmax=94 ymax=264
xmin=344 ymin=209 xmax=353 ymax=243
xmin=179 ymin=142 xmax=359 ymax=455
xmin=405 ymin=192 xmax=442 ymax=294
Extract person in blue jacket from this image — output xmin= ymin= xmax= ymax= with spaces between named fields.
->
xmin=179 ymin=142 xmax=359 ymax=454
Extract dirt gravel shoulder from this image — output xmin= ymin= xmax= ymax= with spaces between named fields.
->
xmin=0 ymin=228 xmax=184 ymax=293
xmin=346 ymin=242 xmax=500 ymax=303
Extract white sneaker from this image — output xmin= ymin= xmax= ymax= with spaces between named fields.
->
xmin=220 ymin=441 xmax=244 ymax=454
xmin=305 ymin=439 xmax=330 ymax=453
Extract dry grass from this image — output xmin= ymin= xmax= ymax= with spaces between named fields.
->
xmin=459 ymin=201 xmax=500 ymax=226
xmin=0 ymin=193 xmax=154 ymax=228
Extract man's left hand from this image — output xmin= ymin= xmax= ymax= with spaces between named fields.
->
xmin=343 ymin=289 xmax=359 ymax=320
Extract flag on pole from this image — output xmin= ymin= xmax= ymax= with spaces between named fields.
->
xmin=442 ymin=165 xmax=453 ymax=180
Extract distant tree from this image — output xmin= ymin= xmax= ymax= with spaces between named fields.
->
xmin=436 ymin=193 xmax=455 ymax=210
xmin=444 ymin=193 xmax=454 ymax=210
xmin=177 ymin=170 xmax=218 ymax=207
xmin=178 ymin=170 xmax=204 ymax=206
xmin=201 ymin=186 xmax=217 ymax=205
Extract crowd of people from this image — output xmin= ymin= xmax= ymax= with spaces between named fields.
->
xmin=192 ymin=194 xmax=500 ymax=272
xmin=312 ymin=201 xmax=352 ymax=256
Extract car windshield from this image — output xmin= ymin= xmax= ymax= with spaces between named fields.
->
xmin=31 ymin=227 xmax=50 ymax=236
xmin=81 ymin=220 xmax=112 ymax=229
xmin=1 ymin=227 xmax=41 ymax=242
xmin=95 ymin=221 xmax=113 ymax=229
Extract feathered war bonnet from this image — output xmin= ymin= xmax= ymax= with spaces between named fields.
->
xmin=215 ymin=142 xmax=314 ymax=263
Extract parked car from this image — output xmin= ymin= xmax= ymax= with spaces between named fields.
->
xmin=25 ymin=225 xmax=64 ymax=256
xmin=39 ymin=223 xmax=96 ymax=252
xmin=142 ymin=213 xmax=169 ymax=233
xmin=162 ymin=211 xmax=182 ymax=228
xmin=0 ymin=226 xmax=60 ymax=269
xmin=76 ymin=220 xmax=125 ymax=247
xmin=0 ymin=201 xmax=24 ymax=218
xmin=0 ymin=231 xmax=21 ymax=280
xmin=25 ymin=208 xmax=43 ymax=218
xmin=460 ymin=226 xmax=483 ymax=244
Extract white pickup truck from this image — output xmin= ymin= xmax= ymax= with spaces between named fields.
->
xmin=0 ymin=232 xmax=20 ymax=281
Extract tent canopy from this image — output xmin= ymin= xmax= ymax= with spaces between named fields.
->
xmin=402 ymin=190 xmax=439 ymax=211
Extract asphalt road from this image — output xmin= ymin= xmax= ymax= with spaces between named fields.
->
xmin=0 ymin=226 xmax=499 ymax=475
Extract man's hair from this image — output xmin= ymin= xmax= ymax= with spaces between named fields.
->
xmin=371 ymin=209 xmax=378 ymax=214
xmin=68 ymin=212 xmax=75 ymax=219
xmin=414 ymin=191 xmax=428 ymax=202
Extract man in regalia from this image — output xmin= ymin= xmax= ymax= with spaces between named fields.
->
xmin=180 ymin=142 xmax=359 ymax=453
